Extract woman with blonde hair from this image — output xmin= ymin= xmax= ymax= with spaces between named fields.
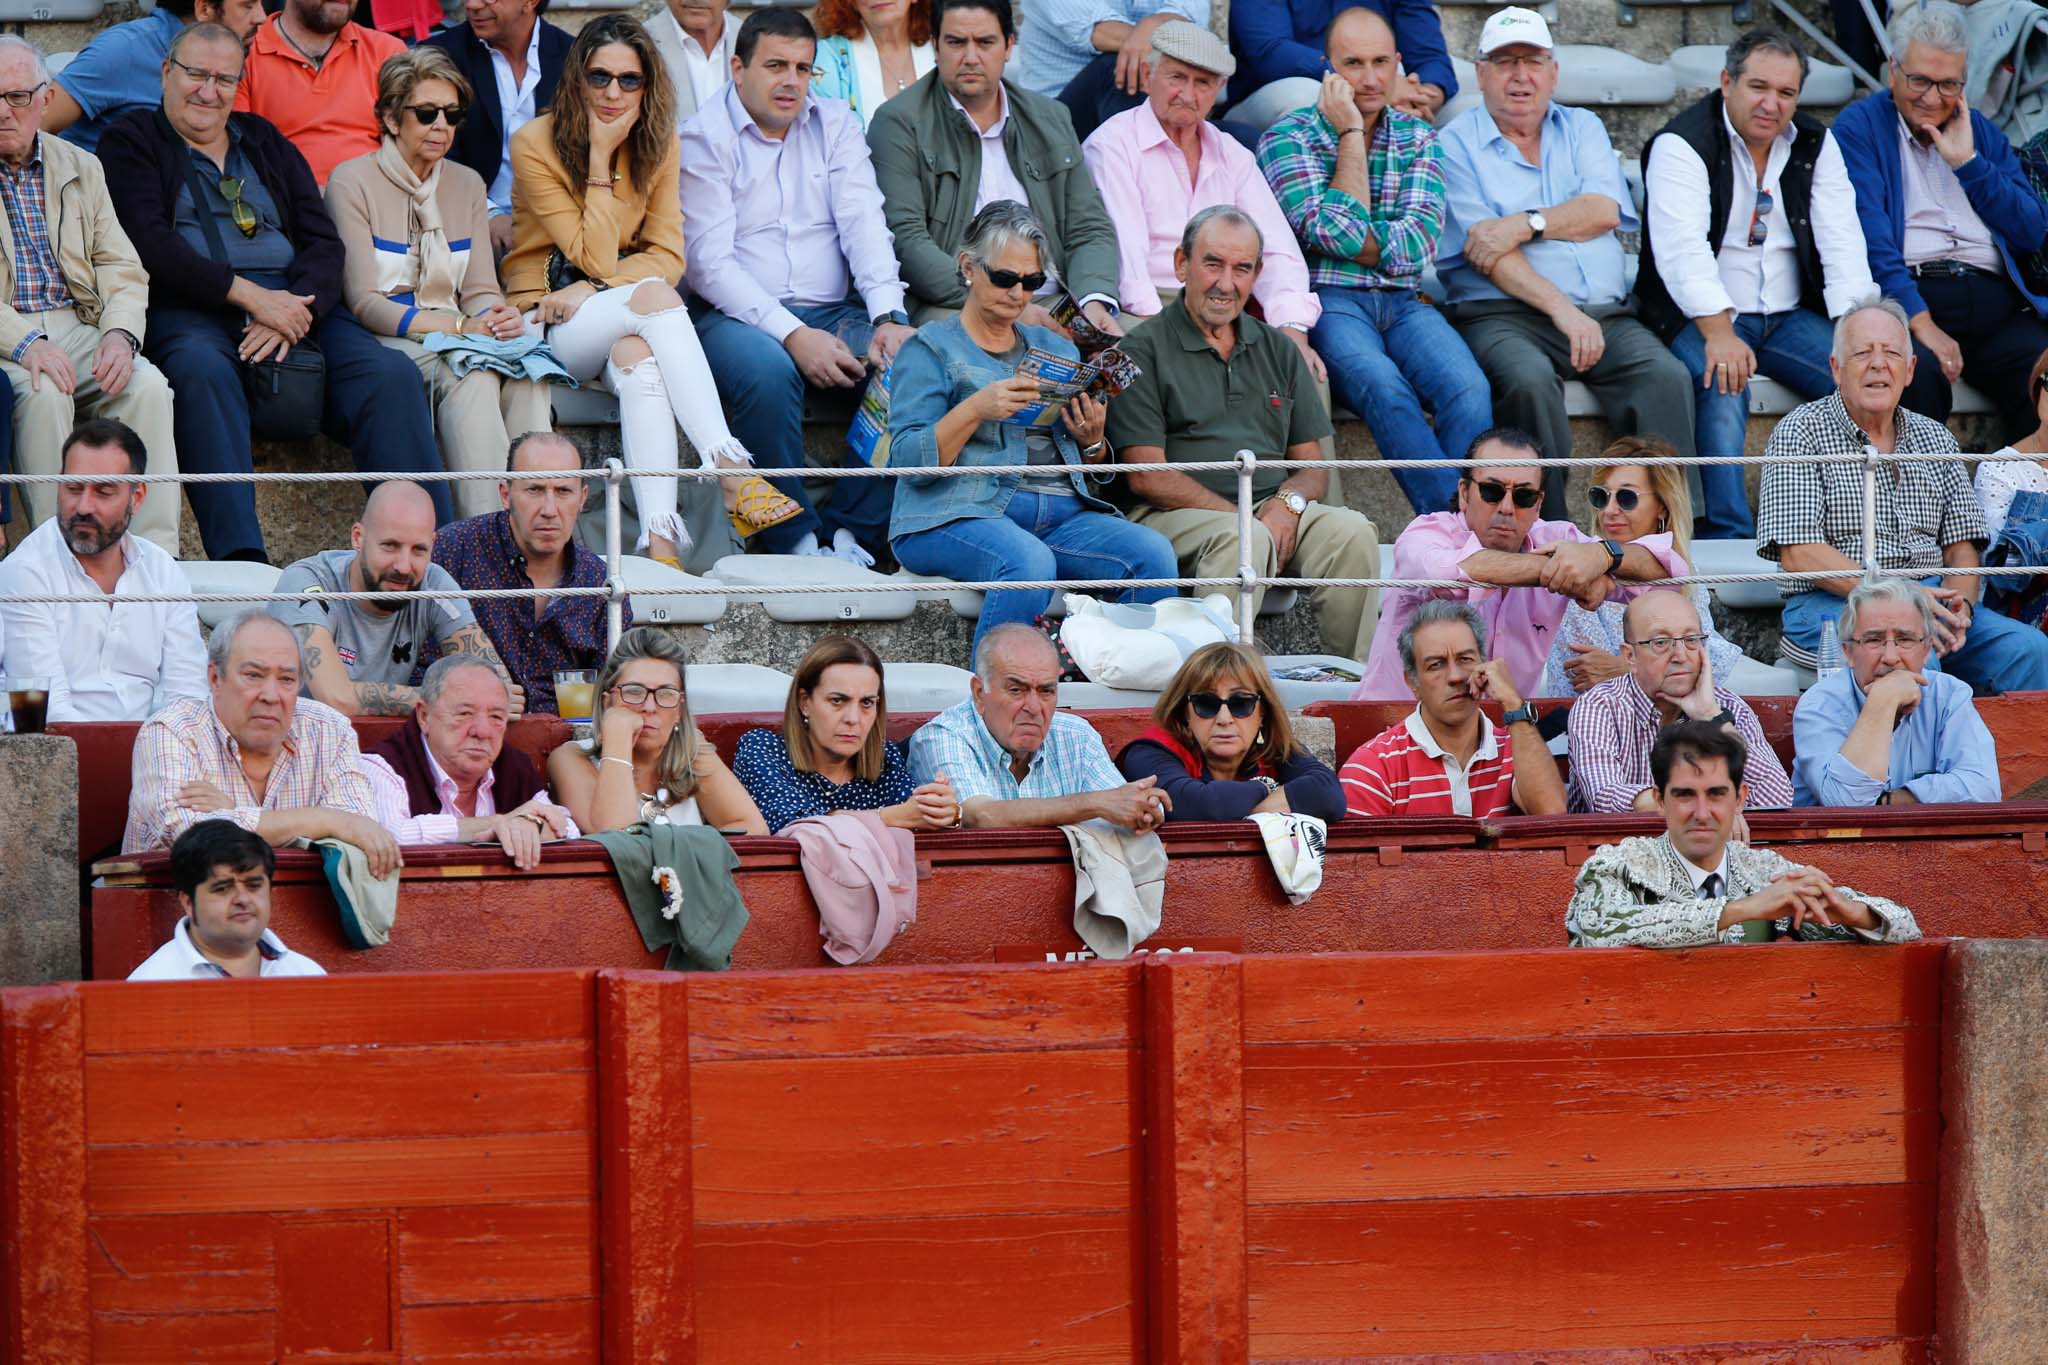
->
xmin=326 ymin=47 xmax=554 ymax=521
xmin=549 ymin=627 xmax=768 ymax=834
xmin=731 ymin=634 xmax=959 ymax=832
xmin=1537 ymin=436 xmax=1747 ymax=696
xmin=505 ymin=13 xmax=800 ymax=565
xmin=1115 ymin=642 xmax=1344 ymax=822
xmin=809 ymin=0 xmax=934 ymax=127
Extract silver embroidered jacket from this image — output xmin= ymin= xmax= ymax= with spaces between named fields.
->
xmin=1566 ymin=834 xmax=1921 ymax=948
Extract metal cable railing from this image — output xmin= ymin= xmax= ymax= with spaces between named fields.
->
xmin=3 ymin=446 xmax=2044 ymax=652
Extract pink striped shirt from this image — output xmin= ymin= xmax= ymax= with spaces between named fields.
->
xmin=1340 ymin=708 xmax=1517 ymax=818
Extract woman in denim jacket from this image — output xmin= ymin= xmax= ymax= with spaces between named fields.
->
xmin=886 ymin=200 xmax=1178 ymax=658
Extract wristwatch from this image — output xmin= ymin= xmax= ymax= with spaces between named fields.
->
xmin=872 ymin=309 xmax=911 ymax=328
xmin=1525 ymin=209 xmax=1547 ymax=240
xmin=1501 ymin=702 xmax=1539 ymax=727
xmin=1280 ymin=491 xmax=1309 ymax=516
xmin=1708 ymin=707 xmax=1737 ymax=729
xmin=1601 ymin=537 xmax=1626 ymax=574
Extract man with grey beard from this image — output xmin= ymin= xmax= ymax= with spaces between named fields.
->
xmin=0 ymin=419 xmax=207 ymax=722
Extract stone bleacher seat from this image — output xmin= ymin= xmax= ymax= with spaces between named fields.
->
xmin=549 ymin=385 xmax=620 ymax=426
xmin=880 ymin=661 xmax=974 ymax=711
xmin=178 ymin=560 xmax=282 ymax=630
xmin=621 ymin=553 xmax=726 ymax=625
xmin=707 ymin=553 xmax=919 ymax=623
xmin=685 ymin=662 xmax=795 ymax=714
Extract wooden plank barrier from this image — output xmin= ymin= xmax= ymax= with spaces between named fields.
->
xmin=2 ymin=946 xmax=1944 ymax=1362
xmin=87 ymin=804 xmax=2048 ymax=978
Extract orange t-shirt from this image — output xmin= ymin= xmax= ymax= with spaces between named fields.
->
xmin=233 ymin=17 xmax=404 ymax=187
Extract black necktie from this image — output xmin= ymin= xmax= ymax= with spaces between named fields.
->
xmin=1701 ymin=873 xmax=1724 ymax=899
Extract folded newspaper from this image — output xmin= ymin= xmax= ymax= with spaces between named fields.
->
xmin=848 ymin=336 xmax=1142 ymax=464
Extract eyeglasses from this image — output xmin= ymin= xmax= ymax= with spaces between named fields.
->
xmin=1627 ymin=633 xmax=1709 ymax=656
xmin=218 ymin=175 xmax=258 ymax=238
xmin=613 ymin=682 xmax=683 ymax=709
xmin=167 ymin=57 xmax=241 ymax=91
xmin=1188 ymin=691 xmax=1260 ymax=719
xmin=1586 ymin=486 xmax=1641 ymax=512
xmin=979 ymin=264 xmax=1048 ymax=292
xmin=1896 ymin=68 xmax=1964 ymax=98
xmin=584 ymin=68 xmax=645 ymax=92
xmin=1482 ymin=53 xmax=1550 ymax=73
xmin=1748 ymin=186 xmax=1773 ymax=247
xmin=405 ymin=102 xmax=467 ymax=127
xmin=1846 ymin=631 xmax=1926 ymax=651
xmin=0 ymin=81 xmax=47 ymax=109
xmin=1471 ymin=479 xmax=1542 ymax=509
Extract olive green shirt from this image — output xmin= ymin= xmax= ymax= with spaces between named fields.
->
xmin=1106 ymin=301 xmax=1332 ymax=502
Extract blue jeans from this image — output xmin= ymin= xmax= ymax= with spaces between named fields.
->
xmin=891 ymin=488 xmax=1178 ymax=658
xmin=1783 ymin=579 xmax=2048 ymax=695
xmin=145 ymin=305 xmax=447 ymax=562
xmin=693 ymin=298 xmax=895 ymax=557
xmin=1311 ymin=286 xmax=1490 ymax=515
xmin=1670 ymin=309 xmax=1835 ymax=540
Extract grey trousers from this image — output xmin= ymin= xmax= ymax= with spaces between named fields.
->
xmin=1447 ymin=298 xmax=1698 ymax=519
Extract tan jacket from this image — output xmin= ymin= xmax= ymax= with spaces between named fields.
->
xmin=0 ymin=134 xmax=150 ymax=357
xmin=502 ymin=114 xmax=685 ymax=310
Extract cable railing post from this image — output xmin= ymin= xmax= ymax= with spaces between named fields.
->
xmin=1860 ymin=444 xmax=1879 ymax=578
xmin=1234 ymin=448 xmax=1258 ymax=641
xmin=604 ymin=458 xmax=625 ymax=650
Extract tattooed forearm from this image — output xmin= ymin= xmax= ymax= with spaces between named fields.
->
xmin=354 ymin=681 xmax=421 ymax=715
xmin=447 ymin=625 xmax=515 ymax=682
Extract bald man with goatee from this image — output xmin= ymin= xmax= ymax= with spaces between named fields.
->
xmin=268 ymin=480 xmax=524 ymax=716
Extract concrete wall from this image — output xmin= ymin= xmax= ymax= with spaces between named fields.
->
xmin=0 ymin=735 xmax=80 ymax=985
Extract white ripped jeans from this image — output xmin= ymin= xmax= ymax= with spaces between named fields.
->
xmin=545 ymin=281 xmax=752 ymax=549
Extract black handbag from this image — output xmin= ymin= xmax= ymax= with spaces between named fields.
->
xmin=545 ymin=247 xmax=588 ymax=294
xmin=180 ymin=153 xmax=326 ymax=440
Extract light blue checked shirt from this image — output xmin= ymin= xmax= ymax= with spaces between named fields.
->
xmin=1013 ymin=0 xmax=1210 ymax=97
xmin=908 ymin=698 xmax=1125 ymax=804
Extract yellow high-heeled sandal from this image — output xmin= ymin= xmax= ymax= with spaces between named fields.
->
xmin=726 ymin=473 xmax=803 ymax=539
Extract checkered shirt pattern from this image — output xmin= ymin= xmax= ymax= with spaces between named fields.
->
xmin=1756 ymin=392 xmax=1985 ymax=597
xmin=907 ymin=699 xmax=1125 ymax=805
xmin=123 ymin=695 xmax=379 ymax=853
xmin=1564 ymin=676 xmax=1795 ymax=813
xmin=0 ymin=140 xmax=75 ymax=358
xmin=1258 ymin=105 xmax=1446 ymax=290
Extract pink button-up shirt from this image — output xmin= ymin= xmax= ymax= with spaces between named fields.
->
xmin=1353 ymin=514 xmax=1683 ymax=701
xmin=1081 ymin=102 xmax=1320 ymax=328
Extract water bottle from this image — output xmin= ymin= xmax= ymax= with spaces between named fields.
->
xmin=1816 ymin=617 xmax=1846 ymax=681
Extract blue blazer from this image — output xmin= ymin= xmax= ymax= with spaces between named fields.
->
xmin=1830 ymin=90 xmax=2048 ymax=318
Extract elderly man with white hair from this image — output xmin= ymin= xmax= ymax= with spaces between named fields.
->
xmin=1759 ymin=297 xmax=2048 ymax=694
xmin=1832 ymin=1 xmax=2048 ymax=441
xmin=0 ymin=34 xmax=180 ymax=554
xmin=1791 ymin=577 xmax=2000 ymax=806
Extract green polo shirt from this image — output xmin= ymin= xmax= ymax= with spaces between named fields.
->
xmin=1105 ymin=301 xmax=1332 ymax=501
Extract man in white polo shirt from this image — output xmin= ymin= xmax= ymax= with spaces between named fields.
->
xmin=128 ymin=820 xmax=326 ymax=980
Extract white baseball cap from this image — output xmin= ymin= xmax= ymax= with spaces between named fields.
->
xmin=1477 ymin=6 xmax=1556 ymax=56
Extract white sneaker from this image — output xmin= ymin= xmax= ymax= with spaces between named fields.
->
xmin=829 ymin=528 xmax=876 ymax=568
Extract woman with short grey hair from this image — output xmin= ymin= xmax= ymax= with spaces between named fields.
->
xmin=884 ymin=199 xmax=1178 ymax=660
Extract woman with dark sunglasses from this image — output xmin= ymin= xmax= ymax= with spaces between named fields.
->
xmin=1973 ymin=351 xmax=2048 ymax=541
xmin=1114 ymin=642 xmax=1344 ymax=823
xmin=503 ymin=14 xmax=801 ymax=567
xmin=1537 ymin=438 xmax=1749 ymax=697
xmin=887 ymin=199 xmax=1179 ymax=661
xmin=326 ymin=47 xmax=553 ymax=522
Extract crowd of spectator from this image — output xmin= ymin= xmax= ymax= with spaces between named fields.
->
xmin=0 ymin=0 xmax=2031 ymax=976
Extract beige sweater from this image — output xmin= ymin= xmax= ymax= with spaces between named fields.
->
xmin=324 ymin=150 xmax=506 ymax=338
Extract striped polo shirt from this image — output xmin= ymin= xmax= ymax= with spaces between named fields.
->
xmin=1339 ymin=708 xmax=1517 ymax=818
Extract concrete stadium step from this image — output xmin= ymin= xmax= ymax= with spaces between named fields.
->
xmin=621 ymin=554 xmax=726 ymax=625
xmin=706 ymin=553 xmax=919 ymax=623
xmin=178 ymin=559 xmax=281 ymax=629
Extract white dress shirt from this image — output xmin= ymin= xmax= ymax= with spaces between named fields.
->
xmin=486 ymin=19 xmax=544 ymax=218
xmin=0 ymin=517 xmax=208 ymax=723
xmin=649 ymin=7 xmax=735 ymax=128
xmin=1644 ymin=111 xmax=1875 ymax=321
xmin=360 ymin=742 xmax=579 ymax=845
xmin=1897 ymin=116 xmax=2003 ymax=273
xmin=127 ymin=916 xmax=326 ymax=979
xmin=678 ymin=83 xmax=905 ymax=340
xmin=945 ymin=85 xmax=1112 ymax=308
xmin=1675 ymin=846 xmax=1731 ymax=898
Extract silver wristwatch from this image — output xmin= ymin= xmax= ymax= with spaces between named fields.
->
xmin=1525 ymin=209 xmax=1547 ymax=240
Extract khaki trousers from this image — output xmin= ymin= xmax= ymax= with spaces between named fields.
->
xmin=1132 ymin=496 xmax=1381 ymax=661
xmin=380 ymin=335 xmax=556 ymax=520
xmin=2 ymin=307 xmax=180 ymax=554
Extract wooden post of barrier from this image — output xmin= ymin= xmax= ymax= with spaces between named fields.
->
xmin=598 ymin=970 xmax=696 ymax=1364
xmin=0 ymin=985 xmax=90 ymax=1363
xmin=1143 ymin=954 xmax=1248 ymax=1364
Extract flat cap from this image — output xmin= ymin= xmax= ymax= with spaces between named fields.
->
xmin=1149 ymin=20 xmax=1236 ymax=78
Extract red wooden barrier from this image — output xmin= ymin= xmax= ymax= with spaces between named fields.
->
xmin=1 ymin=947 xmax=1941 ymax=1362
